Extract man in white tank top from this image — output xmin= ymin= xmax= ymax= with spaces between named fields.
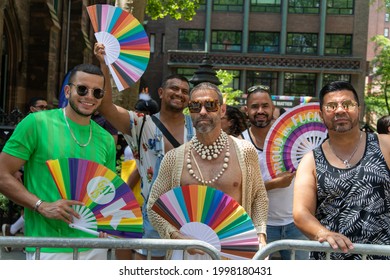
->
xmin=241 ymin=85 xmax=308 ymax=260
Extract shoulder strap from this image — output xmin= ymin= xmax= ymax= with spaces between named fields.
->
xmin=151 ymin=115 xmax=180 ymax=148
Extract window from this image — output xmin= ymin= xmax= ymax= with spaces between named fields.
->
xmin=149 ymin=34 xmax=155 ymax=53
xmin=198 ymin=0 xmax=206 ymax=11
xmin=178 ymin=29 xmax=205 ymax=51
xmin=287 ymin=33 xmax=318 ymax=55
xmin=211 ymin=30 xmax=242 ymax=52
xmin=325 ymin=34 xmax=352 ymax=55
xmin=284 ymin=73 xmax=316 ymax=96
xmin=250 ymin=0 xmax=281 ymax=13
xmin=327 ymin=0 xmax=354 ymax=15
xmin=386 ymin=13 xmax=389 ymax=22
xmin=213 ymin=0 xmax=244 ymax=12
xmin=246 ymin=71 xmax=278 ymax=93
xmin=177 ymin=68 xmax=197 ymax=83
xmin=323 ymin=74 xmax=351 ymax=85
xmin=289 ymin=0 xmax=320 ymax=14
xmin=385 ymin=28 xmax=389 ymax=38
xmin=249 ymin=32 xmax=280 ymax=53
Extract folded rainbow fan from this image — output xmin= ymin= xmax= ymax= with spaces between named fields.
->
xmin=151 ymin=185 xmax=260 ymax=260
xmin=46 ymin=158 xmax=142 ymax=238
xmin=87 ymin=4 xmax=150 ymax=91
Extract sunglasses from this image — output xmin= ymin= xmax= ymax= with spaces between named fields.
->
xmin=33 ymin=105 xmax=47 ymax=110
xmin=323 ymin=100 xmax=358 ymax=113
xmin=188 ymin=99 xmax=220 ymax=113
xmin=68 ymin=83 xmax=105 ymax=99
xmin=247 ymin=85 xmax=270 ymax=94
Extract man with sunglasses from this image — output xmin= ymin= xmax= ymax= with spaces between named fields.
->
xmin=293 ymin=81 xmax=390 ymax=260
xmin=147 ymin=82 xmax=268 ymax=259
xmin=0 ymin=64 xmax=116 ymax=260
xmin=27 ymin=97 xmax=48 ymax=113
xmin=95 ymin=43 xmax=194 ymax=260
xmin=241 ymin=85 xmax=309 ymax=260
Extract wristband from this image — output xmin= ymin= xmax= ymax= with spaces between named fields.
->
xmin=34 ymin=199 xmax=44 ymax=212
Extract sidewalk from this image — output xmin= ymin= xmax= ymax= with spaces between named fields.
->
xmin=0 ymin=246 xmax=25 ymax=260
xmin=0 ymin=228 xmax=25 ymax=260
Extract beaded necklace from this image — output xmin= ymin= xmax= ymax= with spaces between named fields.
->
xmin=186 ymin=131 xmax=230 ymax=185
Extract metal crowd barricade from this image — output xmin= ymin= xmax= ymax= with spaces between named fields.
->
xmin=0 ymin=236 xmax=221 ymax=260
xmin=253 ymin=239 xmax=390 ymax=260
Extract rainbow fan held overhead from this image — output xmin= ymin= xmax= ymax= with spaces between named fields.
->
xmin=87 ymin=4 xmax=150 ymax=91
xmin=46 ymin=158 xmax=142 ymax=238
xmin=152 ymin=185 xmax=259 ymax=260
xmin=264 ymin=103 xmax=328 ymax=179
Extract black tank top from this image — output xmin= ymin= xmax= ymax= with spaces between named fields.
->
xmin=313 ymin=133 xmax=390 ymax=260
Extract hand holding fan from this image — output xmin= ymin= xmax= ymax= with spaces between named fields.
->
xmin=264 ymin=103 xmax=328 ymax=178
xmin=46 ymin=158 xmax=142 ymax=238
xmin=87 ymin=4 xmax=150 ymax=91
xmin=152 ymin=185 xmax=260 ymax=260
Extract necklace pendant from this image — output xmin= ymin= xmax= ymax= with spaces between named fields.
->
xmin=343 ymin=160 xmax=351 ymax=168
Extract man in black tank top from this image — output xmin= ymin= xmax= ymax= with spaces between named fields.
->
xmin=293 ymin=81 xmax=390 ymax=260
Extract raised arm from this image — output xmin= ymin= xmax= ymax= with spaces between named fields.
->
xmin=94 ymin=42 xmax=132 ymax=136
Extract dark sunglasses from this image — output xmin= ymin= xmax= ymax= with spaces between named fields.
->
xmin=247 ymin=85 xmax=270 ymax=94
xmin=33 ymin=105 xmax=47 ymax=110
xmin=68 ymin=83 xmax=105 ymax=99
xmin=188 ymin=99 xmax=220 ymax=113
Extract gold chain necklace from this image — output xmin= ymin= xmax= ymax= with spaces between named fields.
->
xmin=63 ymin=108 xmax=92 ymax=147
xmin=328 ymin=131 xmax=362 ymax=168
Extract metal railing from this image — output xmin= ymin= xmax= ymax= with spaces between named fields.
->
xmin=0 ymin=236 xmax=221 ymax=260
xmin=253 ymin=239 xmax=390 ymax=260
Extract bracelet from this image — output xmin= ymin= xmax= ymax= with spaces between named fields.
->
xmin=34 ymin=199 xmax=44 ymax=212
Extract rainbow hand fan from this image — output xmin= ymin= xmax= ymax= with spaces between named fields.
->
xmin=151 ymin=185 xmax=260 ymax=260
xmin=46 ymin=158 xmax=142 ymax=238
xmin=264 ymin=103 xmax=328 ymax=178
xmin=87 ymin=4 xmax=150 ymax=91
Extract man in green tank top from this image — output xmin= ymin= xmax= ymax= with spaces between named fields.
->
xmin=0 ymin=64 xmax=116 ymax=260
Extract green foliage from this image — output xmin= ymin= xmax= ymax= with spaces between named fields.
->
xmin=146 ymin=0 xmax=200 ymax=21
xmin=368 ymin=35 xmax=390 ymax=115
xmin=0 ymin=193 xmax=8 ymax=213
xmin=216 ymin=70 xmax=243 ymax=105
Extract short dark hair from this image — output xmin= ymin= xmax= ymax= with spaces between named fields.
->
xmin=377 ymin=115 xmax=390 ymax=134
xmin=225 ymin=105 xmax=248 ymax=137
xmin=26 ymin=96 xmax=46 ymax=114
xmin=319 ymin=81 xmax=359 ymax=108
xmin=68 ymin=64 xmax=104 ymax=86
xmin=161 ymin=74 xmax=189 ymax=89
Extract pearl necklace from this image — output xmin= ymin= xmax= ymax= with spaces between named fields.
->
xmin=63 ymin=108 xmax=92 ymax=147
xmin=191 ymin=130 xmax=228 ymax=160
xmin=186 ymin=133 xmax=230 ymax=185
xmin=328 ymin=131 xmax=362 ymax=168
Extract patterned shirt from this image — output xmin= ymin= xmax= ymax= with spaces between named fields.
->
xmin=313 ymin=132 xmax=390 ymax=260
xmin=123 ymin=111 xmax=194 ymax=205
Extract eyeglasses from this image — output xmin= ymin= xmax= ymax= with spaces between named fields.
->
xmin=68 ymin=83 xmax=105 ymax=99
xmin=323 ymin=100 xmax=358 ymax=113
xmin=247 ymin=85 xmax=270 ymax=94
xmin=188 ymin=99 xmax=220 ymax=113
xmin=33 ymin=105 xmax=47 ymax=110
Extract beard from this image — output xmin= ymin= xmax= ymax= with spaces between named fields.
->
xmin=194 ymin=116 xmax=216 ymax=134
xmin=250 ymin=113 xmax=272 ymax=128
xmin=327 ymin=114 xmax=359 ymax=133
xmin=68 ymin=94 xmax=97 ymax=117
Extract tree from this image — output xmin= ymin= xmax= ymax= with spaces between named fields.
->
xmin=216 ymin=70 xmax=243 ymax=106
xmin=146 ymin=0 xmax=200 ymax=21
xmin=368 ymin=35 xmax=390 ymax=116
